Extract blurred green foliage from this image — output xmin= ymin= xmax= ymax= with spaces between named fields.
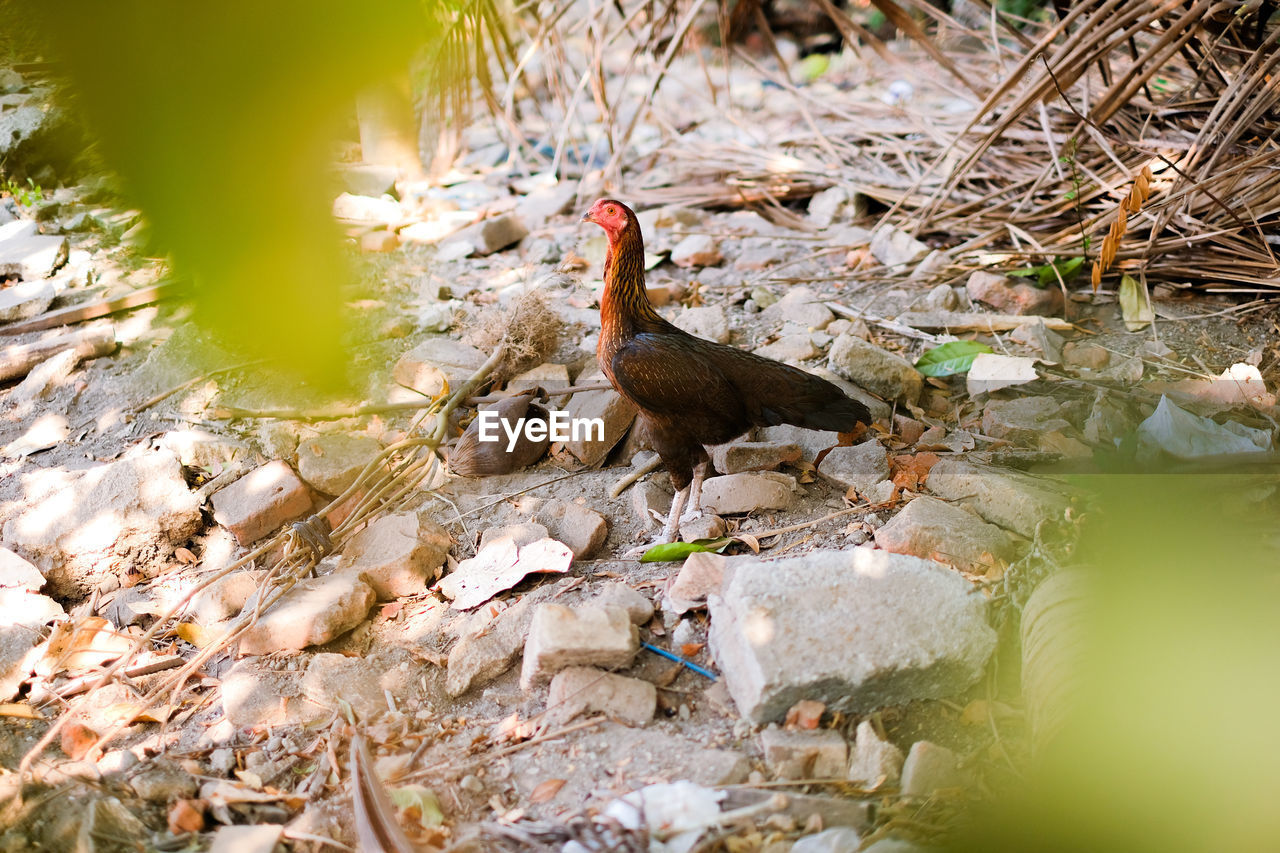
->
xmin=18 ymin=1 xmax=428 ymax=385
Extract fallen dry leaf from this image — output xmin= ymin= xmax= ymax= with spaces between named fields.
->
xmin=167 ymin=799 xmax=205 ymax=834
xmin=174 ymin=547 xmax=198 ymax=565
xmin=60 ymin=719 xmax=98 ymax=759
xmin=528 ymin=778 xmax=567 ymax=804
xmin=0 ymin=703 xmax=41 ymax=719
xmin=891 ymin=451 xmax=940 ymax=492
xmin=680 ymin=643 xmax=705 ymax=658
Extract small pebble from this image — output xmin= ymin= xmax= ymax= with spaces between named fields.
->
xmin=460 ymin=774 xmax=484 ymax=794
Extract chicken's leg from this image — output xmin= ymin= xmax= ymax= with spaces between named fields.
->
xmin=680 ymin=460 xmax=709 ymax=526
xmin=659 ymin=484 xmax=689 ymax=544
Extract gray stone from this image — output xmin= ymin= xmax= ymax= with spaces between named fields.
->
xmin=927 ymin=458 xmax=1075 ymax=538
xmin=222 ymin=661 xmax=304 ymax=728
xmin=188 ymin=570 xmax=264 ymax=625
xmin=711 ymin=441 xmax=802 ymax=474
xmin=96 ymin=749 xmax=140 ymax=777
xmin=300 ymin=652 xmax=390 ymax=721
xmin=0 ymin=278 xmax=56 ymax=321
xmin=847 ymin=720 xmax=903 ymax=787
xmin=392 ymin=337 xmax=488 ymax=398
xmin=332 ymin=192 xmax=402 ymax=224
xmin=545 ymin=667 xmax=656 ymax=726
xmin=515 ymin=183 xmax=577 ymax=231
xmin=873 ymin=496 xmax=1018 ymax=575
xmin=900 ymin=741 xmax=964 ymax=796
xmin=701 ymin=472 xmax=796 ymax=515
xmin=0 ymin=218 xmax=67 ymax=280
xmin=520 ymin=603 xmax=639 ymax=690
xmin=4 ymin=451 xmax=202 ymax=598
xmin=632 ymin=479 xmax=672 ymax=529
xmin=0 ymin=547 xmax=44 ymax=591
xmin=828 ymin=335 xmax=922 ymax=404
xmin=761 ymin=286 xmax=834 ymax=330
xmin=446 ymin=213 xmax=529 ymax=256
xmin=0 ymin=625 xmax=40 ymax=701
xmin=966 ymin=270 xmax=1063 ymax=316
xmin=338 ymin=512 xmax=451 ymax=598
xmin=708 ymin=548 xmax=996 ymax=722
xmin=735 ymin=239 xmax=787 ymax=271
xmin=869 ymin=224 xmax=929 ymax=268
xmin=816 ymin=440 xmax=889 ymax=494
xmin=295 ymin=433 xmax=383 ymax=495
xmin=238 ymin=572 xmax=375 ymax=655
xmin=671 ymin=233 xmax=723 ymax=267
xmin=664 ymin=551 xmax=726 ymax=614
xmin=760 ymin=725 xmax=849 ymax=779
xmin=590 ymin=581 xmax=654 ymax=625
xmin=982 ymin=397 xmax=1073 ymax=443
xmin=130 ymin=763 xmax=197 ymax=802
xmin=808 ymin=186 xmax=851 ymax=228
xmin=526 ymin=499 xmax=608 ymax=559
xmin=208 ymin=825 xmax=284 ymax=853
xmin=792 ymin=828 xmax=863 ymax=853
xmin=507 ymin=362 xmax=571 ymax=394
xmin=337 ymin=163 xmax=398 ymax=197
xmin=754 ymin=334 xmax=819 ymax=363
xmin=561 ymin=370 xmax=637 ymax=466
xmin=1062 ymin=340 xmax=1110 ymax=369
xmin=211 ymin=460 xmax=313 ymax=546
xmin=673 ymin=305 xmax=730 ymax=343
xmin=158 ymin=428 xmax=247 ymax=470
xmin=680 ymin=513 xmax=726 ymax=542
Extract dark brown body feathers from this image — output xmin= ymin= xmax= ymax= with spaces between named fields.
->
xmin=586 ymin=199 xmax=871 ymax=492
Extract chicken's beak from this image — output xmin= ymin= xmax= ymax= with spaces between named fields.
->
xmin=581 ymin=211 xmax=594 ymax=223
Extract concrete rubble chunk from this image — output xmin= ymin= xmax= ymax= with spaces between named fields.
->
xmin=188 ymin=570 xmax=263 ymax=625
xmin=874 ymin=495 xmax=1018 ymax=575
xmin=515 ymin=183 xmax=577 ymax=231
xmin=527 ymin=498 xmax=609 ymax=559
xmin=520 ymin=603 xmax=639 ymax=690
xmin=671 ymin=233 xmax=723 ymax=268
xmin=338 ymin=512 xmax=452 ymax=599
xmin=632 ymin=479 xmax=672 ymax=529
xmin=295 ymin=433 xmax=383 ymax=495
xmin=561 ymin=370 xmax=637 ymax=466
xmin=828 ymin=334 xmax=922 ymax=404
xmin=754 ymin=334 xmax=820 ymax=363
xmin=680 ymin=513 xmax=726 ymax=542
xmin=869 ymin=224 xmax=929 ymax=268
xmin=590 ymin=581 xmax=654 ymax=625
xmin=545 ymin=666 xmax=657 ymax=726
xmin=211 ymin=460 xmax=313 ymax=546
xmin=664 ymin=551 xmax=727 ymax=614
xmin=708 ymin=548 xmax=996 ymax=722
xmin=0 ymin=624 xmax=41 ymax=701
xmin=817 ymin=440 xmax=889 ymax=494
xmin=391 ymin=338 xmax=488 ymax=399
xmin=847 ymin=720 xmax=904 ymax=787
xmin=445 ymin=581 xmax=570 ymax=696
xmin=701 ymin=471 xmax=796 ymax=515
xmin=761 ymin=286 xmax=834 ymax=330
xmin=0 ymin=278 xmax=57 ymax=322
xmin=927 ymin=458 xmax=1075 ymax=538
xmin=900 ymin=740 xmax=964 ymax=796
xmin=237 ymin=572 xmax=376 ymax=655
xmin=0 ymin=546 xmax=44 ymax=591
xmin=3 ymin=450 xmax=203 ymax=598
xmin=981 ymin=396 xmax=1073 ymax=443
xmin=0 ymin=218 xmax=68 ymax=280
xmin=966 ymin=270 xmax=1064 ymax=316
xmin=507 ymin=362 xmax=571 ymax=394
xmin=760 ymin=725 xmax=849 ymax=780
xmin=444 ymin=213 xmax=529 ymax=257
xmin=673 ymin=304 xmax=730 ymax=343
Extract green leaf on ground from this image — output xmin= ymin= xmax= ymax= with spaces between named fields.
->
xmin=915 ymin=340 xmax=994 ymax=377
xmin=640 ymin=538 xmax=734 ymax=563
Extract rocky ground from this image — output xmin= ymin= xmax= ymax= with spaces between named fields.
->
xmin=2 ymin=58 xmax=1279 ymax=853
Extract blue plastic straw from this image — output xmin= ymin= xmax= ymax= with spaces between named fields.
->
xmin=643 ymin=642 xmax=717 ymax=681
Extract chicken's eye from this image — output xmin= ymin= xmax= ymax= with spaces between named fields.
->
xmin=606 ymin=206 xmax=616 ymax=216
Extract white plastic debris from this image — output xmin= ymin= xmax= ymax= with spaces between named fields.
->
xmin=1135 ymin=395 xmax=1271 ymax=462
xmin=603 ymin=782 xmax=725 ymax=853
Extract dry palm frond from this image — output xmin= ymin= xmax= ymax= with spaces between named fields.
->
xmin=1091 ymin=164 xmax=1154 ymax=289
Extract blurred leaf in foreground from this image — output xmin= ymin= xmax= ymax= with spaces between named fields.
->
xmin=21 ymin=1 xmax=425 ymax=385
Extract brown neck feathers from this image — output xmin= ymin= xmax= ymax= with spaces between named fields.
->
xmin=601 ymin=222 xmax=662 ymax=330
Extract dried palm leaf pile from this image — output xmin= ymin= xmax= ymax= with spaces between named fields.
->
xmin=496 ymin=0 xmax=1279 ymax=296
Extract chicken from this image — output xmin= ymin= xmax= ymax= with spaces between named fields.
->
xmin=582 ymin=198 xmax=872 ymax=545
